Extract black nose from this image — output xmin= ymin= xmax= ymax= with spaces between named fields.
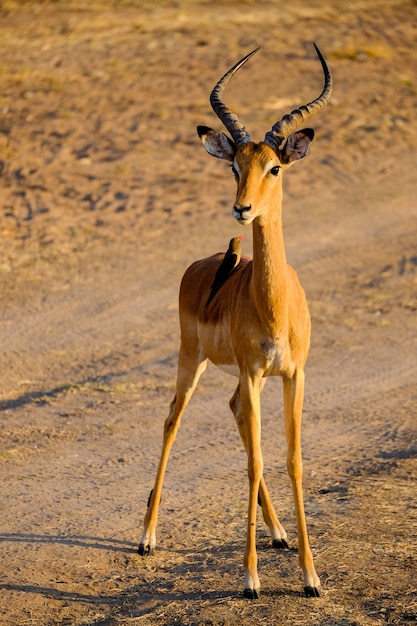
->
xmin=234 ymin=204 xmax=251 ymax=217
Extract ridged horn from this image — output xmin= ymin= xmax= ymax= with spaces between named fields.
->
xmin=210 ymin=47 xmax=260 ymax=147
xmin=264 ymin=43 xmax=332 ymax=151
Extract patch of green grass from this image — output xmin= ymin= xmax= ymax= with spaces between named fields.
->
xmin=42 ymin=76 xmax=64 ymax=93
xmin=400 ymin=78 xmax=417 ymax=95
xmin=0 ymin=449 xmax=15 ymax=459
xmin=328 ymin=44 xmax=391 ymax=61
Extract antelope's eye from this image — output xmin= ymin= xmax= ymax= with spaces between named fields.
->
xmin=270 ymin=166 xmax=280 ymax=176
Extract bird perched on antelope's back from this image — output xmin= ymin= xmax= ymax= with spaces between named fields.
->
xmin=206 ymin=236 xmax=243 ymax=306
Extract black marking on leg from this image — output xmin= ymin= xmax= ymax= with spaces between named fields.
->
xmin=257 ymin=491 xmax=262 ymax=507
xmin=304 ymin=586 xmax=321 ymax=598
xmin=147 ymin=489 xmax=162 ymax=509
xmin=272 ymin=538 xmax=290 ymax=550
xmin=243 ymin=588 xmax=260 ymax=600
xmin=147 ymin=489 xmax=153 ymax=509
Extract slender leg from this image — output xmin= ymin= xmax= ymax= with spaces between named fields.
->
xmin=239 ymin=373 xmax=264 ymax=599
xmin=283 ymin=369 xmax=321 ymax=597
xmin=229 ymin=382 xmax=289 ymax=548
xmin=139 ymin=342 xmax=207 ymax=556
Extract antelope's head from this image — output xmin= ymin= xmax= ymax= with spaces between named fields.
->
xmin=197 ymin=44 xmax=332 ymax=225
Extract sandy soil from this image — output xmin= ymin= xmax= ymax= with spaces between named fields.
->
xmin=0 ymin=1 xmax=416 ymax=624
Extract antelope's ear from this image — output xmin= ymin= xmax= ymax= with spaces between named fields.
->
xmin=281 ymin=128 xmax=315 ymax=164
xmin=197 ymin=125 xmax=236 ymax=162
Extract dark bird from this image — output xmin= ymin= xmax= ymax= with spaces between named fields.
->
xmin=206 ymin=236 xmax=243 ymax=306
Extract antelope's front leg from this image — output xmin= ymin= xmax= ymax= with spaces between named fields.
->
xmin=283 ymin=370 xmax=321 ymax=597
xmin=241 ymin=374 xmax=263 ymax=599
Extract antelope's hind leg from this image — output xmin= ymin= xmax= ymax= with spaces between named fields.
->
xmin=230 ymin=382 xmax=289 ymax=549
xmin=283 ymin=370 xmax=321 ymax=597
xmin=139 ymin=342 xmax=207 ymax=557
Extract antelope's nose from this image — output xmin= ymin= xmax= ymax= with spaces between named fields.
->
xmin=233 ymin=203 xmax=252 ymax=220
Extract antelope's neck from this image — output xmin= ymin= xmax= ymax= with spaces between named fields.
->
xmin=251 ymin=204 xmax=289 ymax=333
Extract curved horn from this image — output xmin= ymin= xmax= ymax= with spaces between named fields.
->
xmin=264 ymin=43 xmax=332 ymax=151
xmin=210 ymin=47 xmax=260 ymax=147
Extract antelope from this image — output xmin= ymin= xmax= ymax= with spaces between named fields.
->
xmin=139 ymin=44 xmax=332 ymax=599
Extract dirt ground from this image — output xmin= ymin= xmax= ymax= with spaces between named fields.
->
xmin=0 ymin=0 xmax=416 ymax=624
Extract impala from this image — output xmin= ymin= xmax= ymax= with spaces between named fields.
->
xmin=139 ymin=44 xmax=332 ymax=599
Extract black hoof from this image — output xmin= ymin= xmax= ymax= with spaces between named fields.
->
xmin=272 ymin=538 xmax=290 ymax=550
xmin=243 ymin=588 xmax=260 ymax=600
xmin=138 ymin=543 xmax=154 ymax=557
xmin=304 ymin=586 xmax=321 ymax=598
